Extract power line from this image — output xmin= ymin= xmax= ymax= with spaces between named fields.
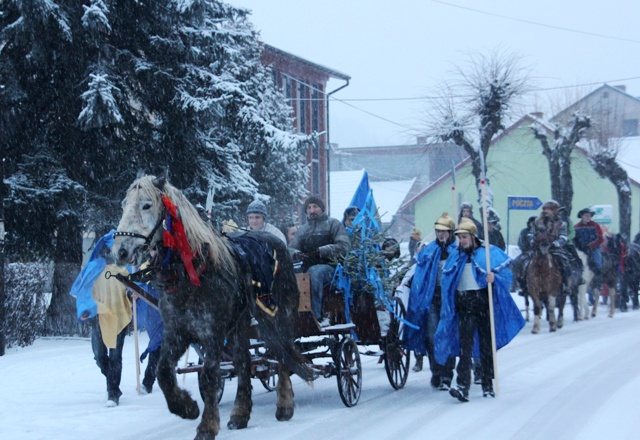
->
xmin=430 ymin=0 xmax=640 ymax=45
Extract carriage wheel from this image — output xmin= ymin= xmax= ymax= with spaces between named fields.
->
xmin=384 ymin=297 xmax=410 ymax=390
xmin=336 ymin=336 xmax=362 ymax=407
xmin=259 ymin=361 xmax=278 ymax=392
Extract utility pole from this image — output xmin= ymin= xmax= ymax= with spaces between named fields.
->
xmin=0 ymin=157 xmax=6 ymax=356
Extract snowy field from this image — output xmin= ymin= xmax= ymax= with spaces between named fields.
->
xmin=1 ymin=295 xmax=639 ymax=440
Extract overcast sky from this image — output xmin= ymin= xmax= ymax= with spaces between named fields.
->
xmin=227 ymin=0 xmax=639 ymax=148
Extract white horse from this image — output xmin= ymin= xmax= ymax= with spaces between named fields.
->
xmin=576 ymin=249 xmax=593 ymax=320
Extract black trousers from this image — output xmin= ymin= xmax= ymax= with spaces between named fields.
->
xmin=91 ymin=318 xmax=127 ymax=399
xmin=142 ymin=349 xmax=161 ymax=391
xmin=454 ymin=289 xmax=493 ymax=392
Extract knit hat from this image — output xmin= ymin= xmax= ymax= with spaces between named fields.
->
xmin=247 ymin=200 xmax=268 ymax=218
xmin=434 ymin=212 xmax=455 ymax=231
xmin=454 ymin=218 xmax=478 ymax=236
xmin=304 ymin=195 xmax=325 ymax=212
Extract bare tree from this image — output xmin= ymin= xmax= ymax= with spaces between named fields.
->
xmin=587 ymin=138 xmax=632 ymax=240
xmin=424 ymin=49 xmax=529 ymax=207
xmin=532 ymin=113 xmax=591 ymax=216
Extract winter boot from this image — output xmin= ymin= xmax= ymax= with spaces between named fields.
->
xmin=449 ymin=386 xmax=469 ymax=402
xmin=412 ymin=355 xmax=423 ymax=372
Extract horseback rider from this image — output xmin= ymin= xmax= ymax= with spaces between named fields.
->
xmin=528 ymin=200 xmax=580 ymax=291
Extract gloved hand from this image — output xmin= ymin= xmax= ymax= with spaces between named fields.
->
xmin=552 ymin=240 xmax=560 ymax=248
xmin=300 ymin=250 xmax=320 ymax=265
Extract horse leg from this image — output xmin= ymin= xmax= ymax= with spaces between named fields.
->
xmin=524 ymin=292 xmax=530 ymax=322
xmin=591 ymin=287 xmax=600 ymax=318
xmin=609 ymin=287 xmax=616 ymax=318
xmin=548 ymin=296 xmax=557 ymax=332
xmin=531 ymin=295 xmax=541 ymax=334
xmin=195 ymin=340 xmax=224 ymax=440
xmin=227 ymin=328 xmax=252 ymax=430
xmin=157 ymin=334 xmax=200 ymax=420
xmin=556 ymin=292 xmax=565 ymax=329
xmin=275 ymin=365 xmax=295 ymax=421
xmin=577 ymin=285 xmax=587 ymax=320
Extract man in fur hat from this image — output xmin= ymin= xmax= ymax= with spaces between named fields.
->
xmin=289 ymin=195 xmax=350 ymax=325
xmin=435 ymin=218 xmax=525 ymax=402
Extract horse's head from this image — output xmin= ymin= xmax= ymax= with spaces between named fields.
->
xmin=113 ymin=175 xmax=166 ymax=266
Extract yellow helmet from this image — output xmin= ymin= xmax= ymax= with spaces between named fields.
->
xmin=454 ymin=218 xmax=477 ymax=236
xmin=434 ymin=212 xmax=455 ymax=231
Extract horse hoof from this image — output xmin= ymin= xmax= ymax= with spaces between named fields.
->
xmin=227 ymin=416 xmax=249 ymax=430
xmin=195 ymin=431 xmax=217 ymax=440
xmin=531 ymin=328 xmax=539 ymax=334
xmin=276 ymin=406 xmax=294 ymax=421
xmin=169 ymin=400 xmax=200 ymax=420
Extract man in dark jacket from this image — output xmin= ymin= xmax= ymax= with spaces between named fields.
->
xmin=289 ymin=195 xmax=350 ymax=324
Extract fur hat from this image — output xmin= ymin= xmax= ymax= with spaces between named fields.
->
xmin=434 ymin=212 xmax=455 ymax=231
xmin=577 ymin=206 xmax=596 ymax=219
xmin=454 ymin=218 xmax=478 ymax=236
xmin=246 ymin=200 xmax=268 ymax=218
xmin=542 ymin=200 xmax=560 ymax=211
xmin=460 ymin=202 xmax=473 ymax=212
xmin=410 ymin=227 xmax=422 ymax=240
xmin=486 ymin=207 xmax=500 ymax=224
xmin=304 ymin=195 xmax=325 ymax=212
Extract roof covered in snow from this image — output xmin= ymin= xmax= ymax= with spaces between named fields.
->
xmin=329 ymin=169 xmax=415 ymax=223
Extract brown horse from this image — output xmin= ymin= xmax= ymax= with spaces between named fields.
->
xmin=526 ymin=243 xmax=563 ymax=333
xmin=591 ymin=234 xmax=623 ymax=318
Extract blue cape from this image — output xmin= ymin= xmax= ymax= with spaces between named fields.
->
xmin=136 ymin=284 xmax=163 ymax=361
xmin=403 ymin=240 xmax=457 ymax=353
xmin=69 ymin=230 xmax=116 ymax=321
xmin=434 ymin=244 xmax=525 ymax=365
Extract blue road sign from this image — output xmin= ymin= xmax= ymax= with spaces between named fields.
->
xmin=508 ymin=196 xmax=542 ymax=210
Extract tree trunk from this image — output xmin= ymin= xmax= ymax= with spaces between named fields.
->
xmin=590 ymin=154 xmax=632 ymax=240
xmin=42 ymin=214 xmax=84 ymax=336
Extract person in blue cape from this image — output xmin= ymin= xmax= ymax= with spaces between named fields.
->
xmin=403 ymin=212 xmax=457 ymax=390
xmin=434 ymin=218 xmax=525 ymax=402
xmin=70 ymin=230 xmax=131 ymax=407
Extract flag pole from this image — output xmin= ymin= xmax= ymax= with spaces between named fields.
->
xmin=451 ymin=161 xmax=458 ymax=221
xmin=478 ymin=150 xmax=499 ymax=396
xmin=131 ymin=293 xmax=141 ymax=394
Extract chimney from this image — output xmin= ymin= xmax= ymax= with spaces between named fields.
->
xmin=416 ymin=136 xmax=427 ymax=145
xmin=530 ymin=112 xmax=544 ymax=119
xmin=613 ymin=85 xmax=627 ymax=92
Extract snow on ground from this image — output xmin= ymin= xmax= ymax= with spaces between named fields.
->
xmin=1 ymin=295 xmax=639 ymax=440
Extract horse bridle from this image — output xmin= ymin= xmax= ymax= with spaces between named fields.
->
xmin=114 ymin=213 xmax=165 ymax=250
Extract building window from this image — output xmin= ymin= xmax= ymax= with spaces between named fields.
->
xmin=312 ymin=85 xmax=320 ymax=133
xmin=622 ymin=119 xmax=638 ymax=137
xmin=298 ymin=81 xmax=307 ymax=134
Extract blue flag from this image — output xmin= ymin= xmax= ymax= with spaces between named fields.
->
xmin=349 ymin=170 xmax=370 ymax=210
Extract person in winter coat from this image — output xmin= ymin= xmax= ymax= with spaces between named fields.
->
xmin=408 ymin=227 xmax=423 ymax=261
xmin=573 ymin=207 xmax=604 ymax=285
xmin=458 ymin=202 xmax=484 ymax=240
xmin=486 ymin=208 xmax=506 ymax=251
xmin=71 ymin=230 xmax=131 ymax=407
xmin=434 ymin=219 xmax=525 ymax=402
xmin=289 ymin=195 xmax=350 ymax=324
xmin=246 ymin=200 xmax=287 ymax=244
xmin=403 ymin=213 xmax=457 ymax=390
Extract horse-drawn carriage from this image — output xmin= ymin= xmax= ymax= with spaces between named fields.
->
xmin=112 ymin=175 xmax=411 ymax=439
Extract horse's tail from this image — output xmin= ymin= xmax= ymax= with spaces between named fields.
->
xmin=257 ymin=316 xmax=317 ymax=382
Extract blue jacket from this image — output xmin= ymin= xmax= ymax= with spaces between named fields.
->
xmin=70 ymin=230 xmax=116 ymax=320
xmin=434 ymin=244 xmax=525 ymax=365
xmin=403 ymin=240 xmax=457 ymax=353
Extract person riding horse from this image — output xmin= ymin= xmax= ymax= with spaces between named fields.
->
xmin=528 ymin=200 xmax=581 ymax=292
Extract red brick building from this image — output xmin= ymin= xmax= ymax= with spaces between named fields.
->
xmin=261 ymin=44 xmax=350 ymax=202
